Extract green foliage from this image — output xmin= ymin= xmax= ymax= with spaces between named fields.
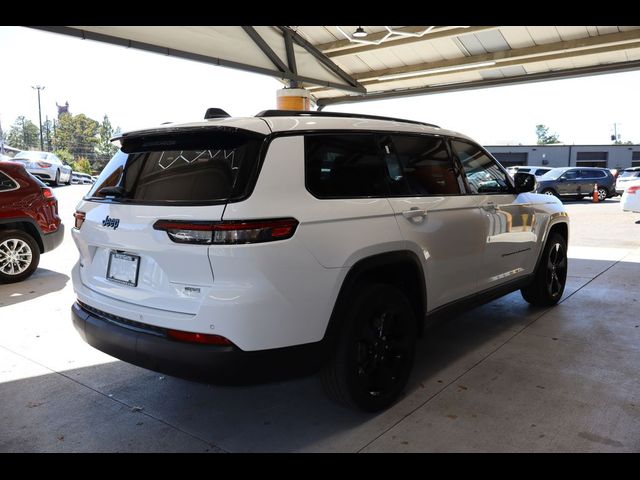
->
xmin=54 ymin=149 xmax=73 ymax=165
xmin=71 ymin=156 xmax=92 ymax=174
xmin=95 ymin=114 xmax=119 ymax=169
xmin=6 ymin=116 xmax=40 ymax=150
xmin=52 ymin=113 xmax=99 ymax=161
xmin=535 ymin=124 xmax=561 ymax=145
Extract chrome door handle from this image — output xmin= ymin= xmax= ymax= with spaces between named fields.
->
xmin=402 ymin=208 xmax=426 ymax=220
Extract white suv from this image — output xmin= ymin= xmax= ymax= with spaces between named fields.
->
xmin=71 ymin=109 xmax=569 ymax=411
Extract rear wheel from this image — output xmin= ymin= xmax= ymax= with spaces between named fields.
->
xmin=0 ymin=230 xmax=40 ymax=284
xmin=521 ymin=232 xmax=567 ymax=306
xmin=321 ymin=283 xmax=417 ymax=412
xmin=597 ymin=187 xmax=608 ymax=202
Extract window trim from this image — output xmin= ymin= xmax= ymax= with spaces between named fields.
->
xmin=448 ymin=137 xmax=516 ymax=196
xmin=0 ymin=170 xmax=20 ymax=193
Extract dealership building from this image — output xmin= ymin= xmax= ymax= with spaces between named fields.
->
xmin=486 ymin=144 xmax=640 ymax=170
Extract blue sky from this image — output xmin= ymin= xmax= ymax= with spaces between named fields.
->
xmin=1 ymin=26 xmax=639 ymax=145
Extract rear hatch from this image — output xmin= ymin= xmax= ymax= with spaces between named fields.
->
xmin=75 ymin=123 xmax=268 ymax=314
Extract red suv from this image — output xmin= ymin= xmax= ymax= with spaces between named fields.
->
xmin=0 ymin=161 xmax=64 ymax=283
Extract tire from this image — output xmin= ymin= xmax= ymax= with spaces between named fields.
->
xmin=321 ymin=283 xmax=417 ymax=412
xmin=66 ymin=171 xmax=72 ymax=185
xmin=541 ymin=188 xmax=558 ymax=198
xmin=597 ymin=187 xmax=608 ymax=202
xmin=0 ymin=230 xmax=40 ymax=284
xmin=521 ymin=232 xmax=567 ymax=306
xmin=53 ymin=169 xmax=60 ymax=187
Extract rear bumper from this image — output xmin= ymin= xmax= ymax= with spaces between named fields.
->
xmin=42 ymin=224 xmax=64 ymax=253
xmin=71 ymin=301 xmax=327 ymax=384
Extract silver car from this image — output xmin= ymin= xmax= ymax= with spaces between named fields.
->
xmin=12 ymin=151 xmax=72 ymax=186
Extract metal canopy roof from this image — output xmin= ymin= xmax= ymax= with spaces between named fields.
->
xmin=33 ymin=26 xmax=640 ymax=109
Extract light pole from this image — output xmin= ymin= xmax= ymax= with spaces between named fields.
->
xmin=32 ymin=85 xmax=45 ymax=151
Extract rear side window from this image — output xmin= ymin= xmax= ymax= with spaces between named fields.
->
xmin=0 ymin=171 xmax=18 ymax=191
xmin=86 ymin=130 xmax=264 ymax=204
xmin=385 ymin=134 xmax=462 ymax=195
xmin=305 ymin=134 xmax=388 ymax=198
xmin=451 ymin=140 xmax=511 ymax=194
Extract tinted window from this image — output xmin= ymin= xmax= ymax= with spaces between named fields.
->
xmin=86 ymin=130 xmax=264 ymax=203
xmin=534 ymin=168 xmax=550 ymax=176
xmin=562 ymin=170 xmax=578 ymax=180
xmin=451 ymin=140 xmax=511 ymax=194
xmin=0 ymin=171 xmax=18 ymax=191
xmin=384 ymin=135 xmax=462 ymax=195
xmin=579 ymin=169 xmax=606 ymax=179
xmin=305 ymin=134 xmax=388 ymax=198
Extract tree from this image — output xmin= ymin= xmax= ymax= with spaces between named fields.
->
xmin=535 ymin=124 xmax=561 ymax=145
xmin=71 ymin=156 xmax=92 ymax=174
xmin=52 ymin=113 xmax=99 ymax=163
xmin=6 ymin=116 xmax=40 ymax=150
xmin=95 ymin=114 xmax=120 ymax=169
xmin=42 ymin=118 xmax=54 ymax=152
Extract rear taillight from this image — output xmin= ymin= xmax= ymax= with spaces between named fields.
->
xmin=153 ymin=218 xmax=299 ymax=245
xmin=167 ymin=329 xmax=232 ymax=346
xmin=73 ymin=211 xmax=86 ymax=229
xmin=37 ymin=161 xmax=51 ymax=168
xmin=627 ymin=185 xmax=640 ymax=195
xmin=42 ymin=188 xmax=54 ymax=199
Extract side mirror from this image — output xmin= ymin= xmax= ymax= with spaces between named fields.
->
xmin=513 ymin=172 xmax=536 ymax=193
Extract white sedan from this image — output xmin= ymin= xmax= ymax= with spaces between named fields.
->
xmin=620 ymin=179 xmax=640 ymax=213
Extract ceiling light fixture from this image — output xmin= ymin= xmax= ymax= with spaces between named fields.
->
xmin=336 ymin=26 xmax=470 ymax=46
xmin=352 ymin=26 xmax=368 ymax=38
xmin=376 ymin=61 xmax=497 ymax=81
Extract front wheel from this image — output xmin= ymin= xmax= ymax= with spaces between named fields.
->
xmin=0 ymin=230 xmax=40 ymax=284
xmin=541 ymin=188 xmax=558 ymax=198
xmin=53 ymin=169 xmax=60 ymax=186
xmin=521 ymin=232 xmax=567 ymax=306
xmin=321 ymin=283 xmax=417 ymax=412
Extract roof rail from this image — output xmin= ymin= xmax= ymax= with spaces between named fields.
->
xmin=255 ymin=109 xmax=439 ymax=128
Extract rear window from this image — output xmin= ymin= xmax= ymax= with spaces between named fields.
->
xmin=620 ymin=170 xmax=640 ymax=178
xmin=86 ymin=129 xmax=265 ymax=204
xmin=15 ymin=152 xmax=48 ymax=160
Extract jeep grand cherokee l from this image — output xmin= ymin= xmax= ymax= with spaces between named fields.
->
xmin=70 ymin=109 xmax=569 ymax=411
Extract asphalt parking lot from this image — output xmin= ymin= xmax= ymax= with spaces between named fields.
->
xmin=1 ymin=186 xmax=639 ymax=452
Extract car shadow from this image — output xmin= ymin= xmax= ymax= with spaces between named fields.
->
xmin=0 ymin=269 xmax=69 ymax=307
xmin=0 ymin=257 xmax=635 ymax=452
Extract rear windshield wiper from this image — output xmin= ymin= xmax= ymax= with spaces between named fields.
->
xmin=97 ymin=185 xmax=128 ymax=197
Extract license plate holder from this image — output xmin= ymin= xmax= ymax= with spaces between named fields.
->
xmin=106 ymin=251 xmax=140 ymax=287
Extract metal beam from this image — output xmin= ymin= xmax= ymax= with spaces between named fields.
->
xmin=351 ymin=38 xmax=640 ymax=87
xmin=283 ymin=29 xmax=297 ymax=74
xmin=350 ymin=29 xmax=640 ymax=82
xmin=325 ymin=26 xmax=500 ymax=59
xmin=30 ymin=26 xmax=365 ymax=94
xmin=317 ymin=59 xmax=640 ymax=107
xmin=278 ymin=26 xmax=366 ymax=93
xmin=241 ymin=26 xmax=290 ymax=74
